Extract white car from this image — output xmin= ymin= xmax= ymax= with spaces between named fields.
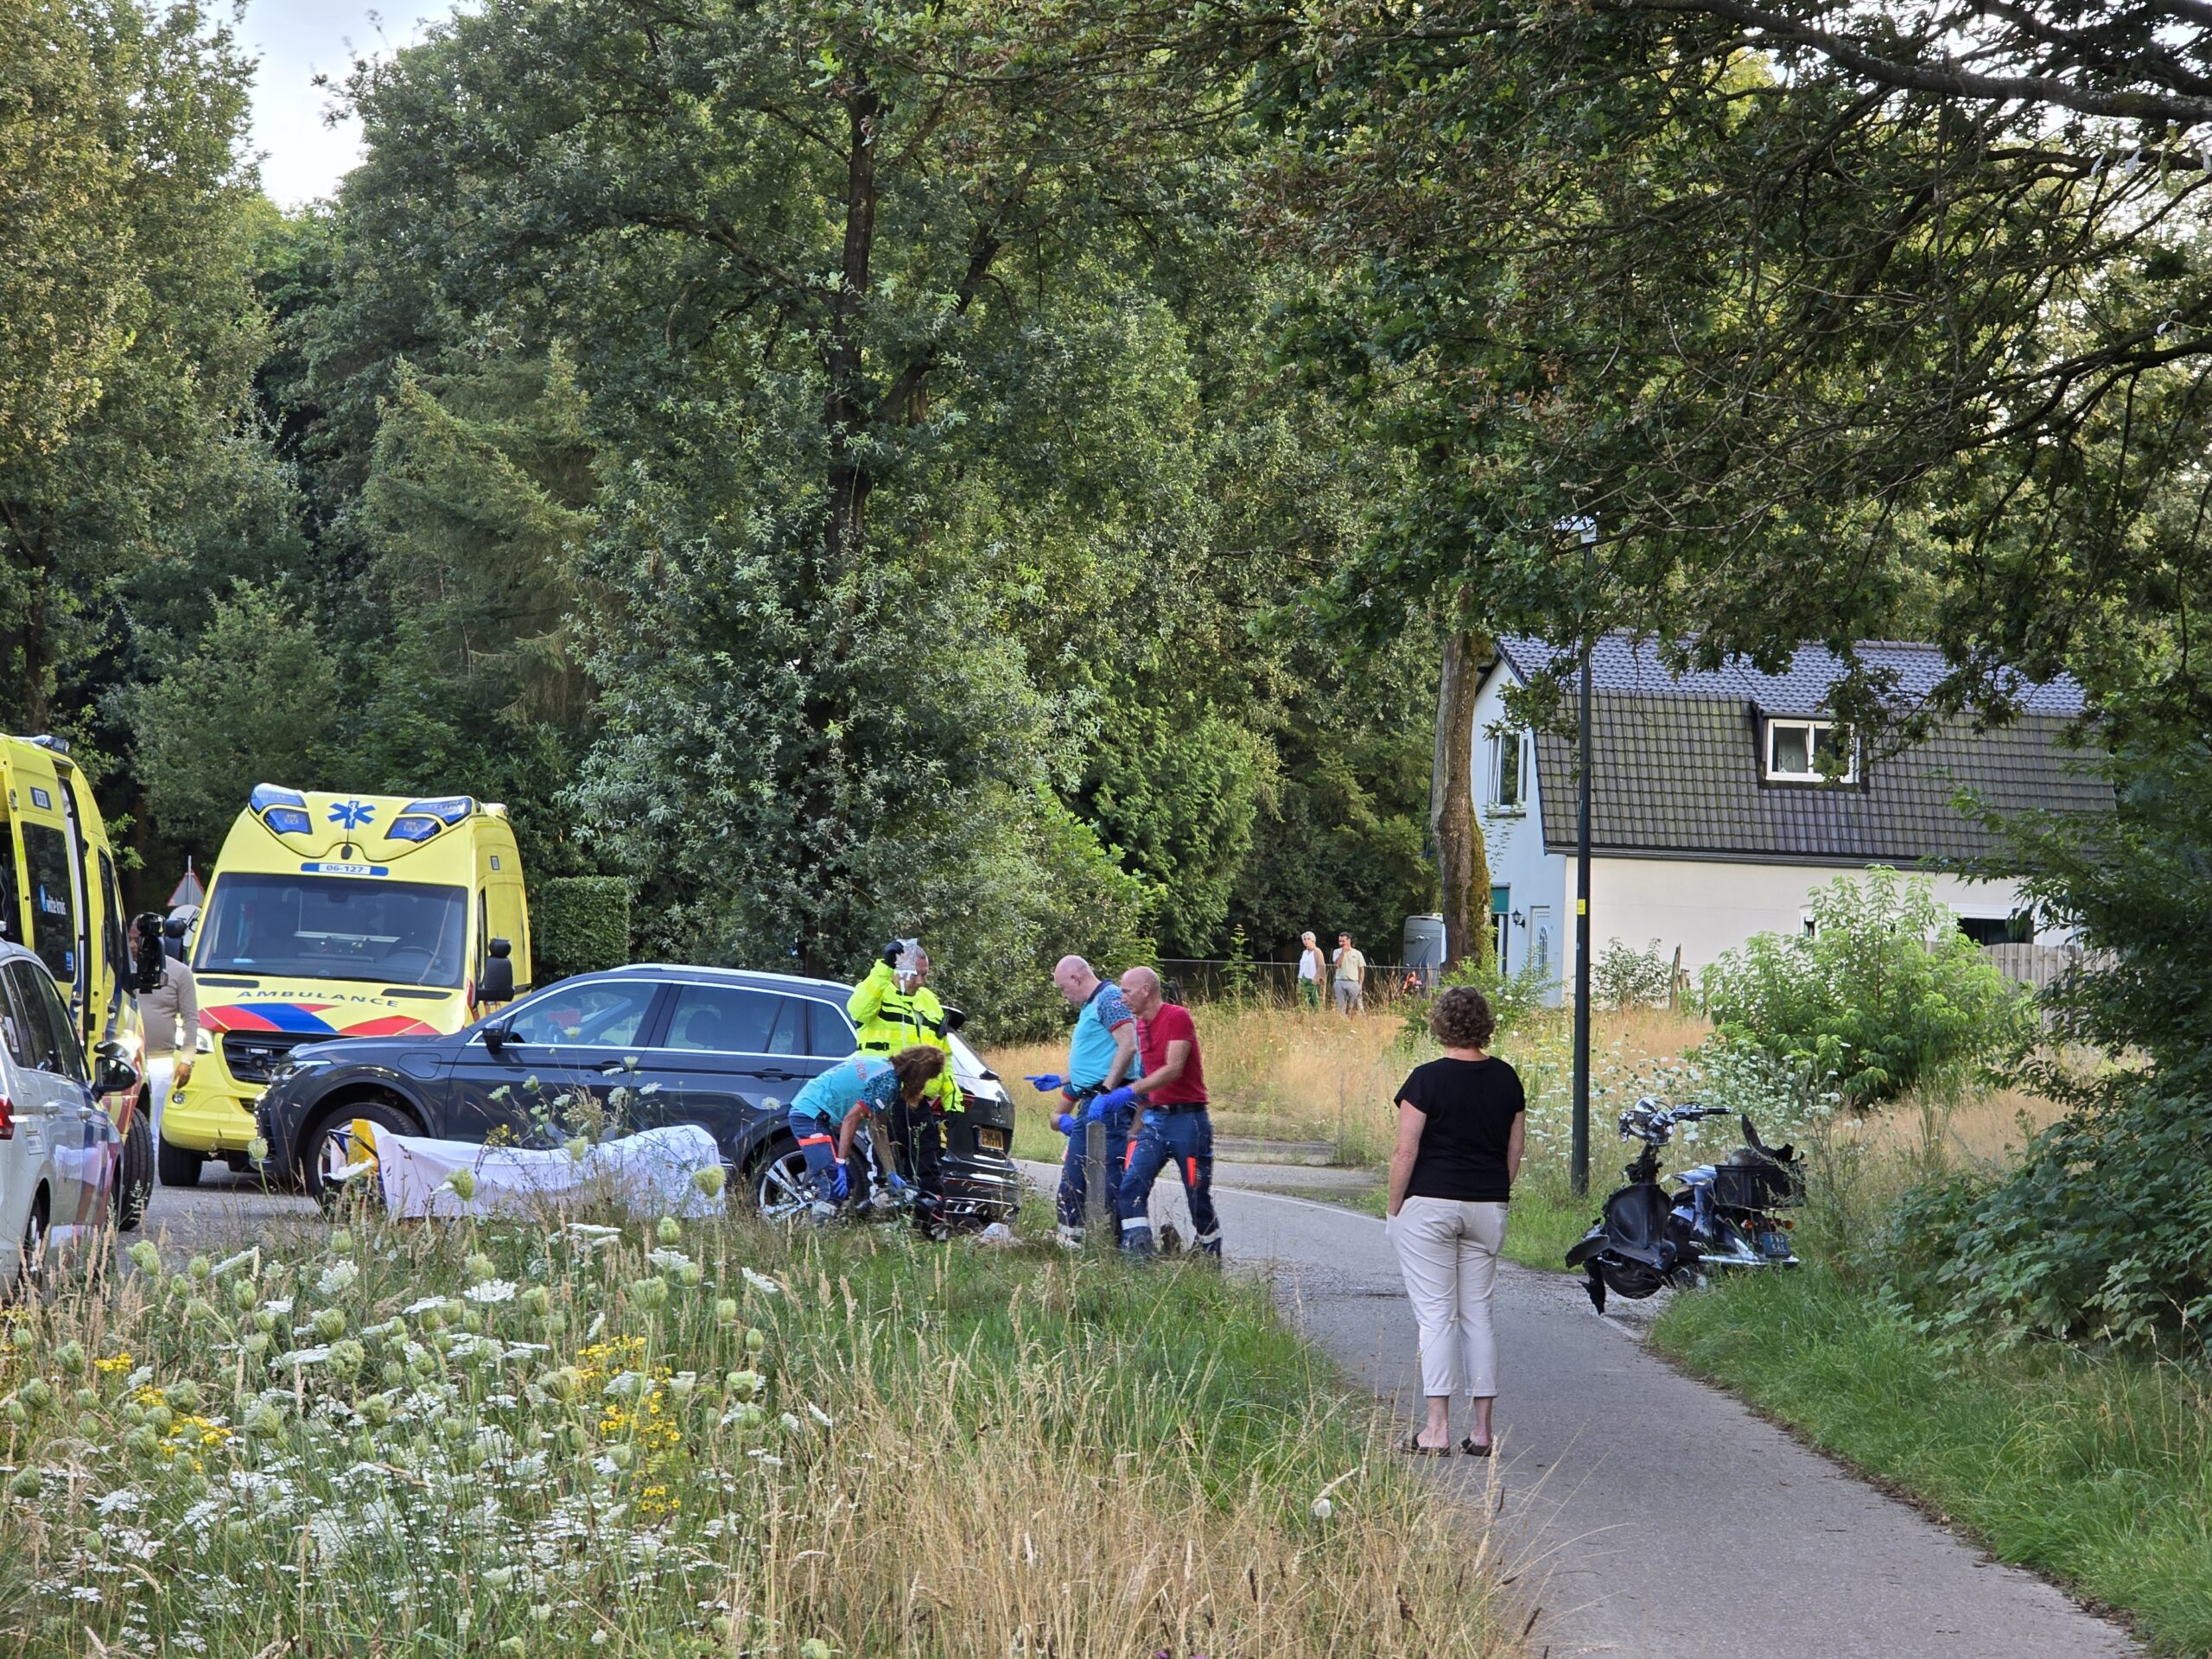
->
xmin=1 ymin=942 xmax=121 ymax=1284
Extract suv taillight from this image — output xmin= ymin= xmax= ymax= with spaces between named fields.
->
xmin=0 ymin=1096 xmax=13 ymax=1141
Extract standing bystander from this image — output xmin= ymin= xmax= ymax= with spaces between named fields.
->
xmin=1090 ymin=966 xmax=1221 ymax=1259
xmin=1296 ymin=931 xmax=1325 ymax=1009
xmin=1332 ymin=931 xmax=1368 ymax=1014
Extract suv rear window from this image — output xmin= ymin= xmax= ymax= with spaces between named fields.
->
xmin=663 ymin=985 xmax=807 ymax=1055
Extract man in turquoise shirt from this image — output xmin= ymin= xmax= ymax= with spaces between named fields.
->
xmin=1027 ymin=955 xmax=1138 ymax=1247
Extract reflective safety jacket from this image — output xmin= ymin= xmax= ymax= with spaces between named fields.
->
xmin=847 ymin=962 xmax=963 ymax=1114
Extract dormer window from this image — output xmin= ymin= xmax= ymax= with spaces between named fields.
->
xmin=1764 ymin=718 xmax=1856 ymax=784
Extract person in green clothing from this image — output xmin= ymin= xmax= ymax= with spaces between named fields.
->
xmin=849 ymin=939 xmax=962 ymax=1231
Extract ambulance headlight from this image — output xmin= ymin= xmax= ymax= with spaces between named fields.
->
xmin=196 ymin=1029 xmax=214 ymax=1054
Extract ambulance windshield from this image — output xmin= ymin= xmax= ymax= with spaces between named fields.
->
xmin=193 ymin=874 xmax=467 ymax=988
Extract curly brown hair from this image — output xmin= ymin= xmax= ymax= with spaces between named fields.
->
xmin=1428 ymin=985 xmax=1497 ymax=1051
xmin=890 ymin=1045 xmax=947 ymax=1098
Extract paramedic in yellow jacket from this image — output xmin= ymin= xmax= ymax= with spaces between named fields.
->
xmin=849 ymin=939 xmax=961 ymax=1231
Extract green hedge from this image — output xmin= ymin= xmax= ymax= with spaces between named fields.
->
xmin=531 ymin=876 xmax=631 ymax=982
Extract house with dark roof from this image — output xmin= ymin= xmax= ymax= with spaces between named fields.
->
xmin=1474 ymin=636 xmax=2109 ymax=997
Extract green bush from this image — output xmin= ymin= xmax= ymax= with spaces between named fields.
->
xmin=1592 ymin=937 xmax=1675 ymax=1007
xmin=532 ymin=876 xmax=632 ymax=981
xmin=1697 ymin=866 xmax=2030 ymax=1109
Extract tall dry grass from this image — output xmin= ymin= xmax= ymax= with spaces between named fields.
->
xmin=990 ymin=1001 xmax=1714 ymax=1172
xmin=754 ymin=1251 xmax=1516 ymax=1656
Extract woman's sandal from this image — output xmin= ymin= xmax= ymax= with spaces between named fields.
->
xmin=1401 ymin=1436 xmax=1454 ymax=1457
xmin=1459 ymin=1437 xmax=1494 ymax=1458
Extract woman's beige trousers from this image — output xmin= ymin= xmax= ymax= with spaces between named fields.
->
xmin=1389 ymin=1197 xmax=1509 ymax=1398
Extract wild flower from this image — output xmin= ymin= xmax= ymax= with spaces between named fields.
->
xmin=315 ymin=1261 xmax=359 ymax=1298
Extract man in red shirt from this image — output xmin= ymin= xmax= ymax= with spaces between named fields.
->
xmin=1087 ymin=964 xmax=1221 ymax=1259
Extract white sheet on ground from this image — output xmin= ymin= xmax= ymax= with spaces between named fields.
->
xmin=372 ymin=1123 xmax=725 ymax=1220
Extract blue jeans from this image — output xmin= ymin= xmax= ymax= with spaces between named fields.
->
xmin=1117 ymin=1107 xmax=1221 ymax=1256
xmin=1055 ymin=1107 xmax=1132 ymax=1235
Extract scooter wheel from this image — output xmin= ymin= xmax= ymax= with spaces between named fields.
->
xmin=1599 ymin=1261 xmax=1667 ymax=1300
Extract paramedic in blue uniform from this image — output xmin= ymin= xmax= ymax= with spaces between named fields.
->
xmin=1028 ymin=955 xmax=1139 ymax=1247
xmin=785 ymin=1046 xmax=944 ymax=1217
xmin=1092 ymin=964 xmax=1221 ymax=1259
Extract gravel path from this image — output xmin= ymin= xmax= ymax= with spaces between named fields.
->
xmin=1024 ymin=1160 xmax=2143 ymax=1659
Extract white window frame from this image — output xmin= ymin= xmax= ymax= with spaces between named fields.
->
xmin=1764 ymin=718 xmax=1857 ymax=784
xmin=1488 ymin=729 xmax=1532 ymax=810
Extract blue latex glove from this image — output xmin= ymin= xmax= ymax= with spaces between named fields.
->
xmin=1025 ymin=1073 xmax=1070 ymax=1094
xmin=886 ymin=1170 xmax=911 ymax=1194
xmin=1052 ymin=1112 xmax=1077 ymax=1135
xmin=828 ymin=1163 xmax=850 ymax=1203
xmin=1090 ymin=1085 xmax=1139 ymax=1117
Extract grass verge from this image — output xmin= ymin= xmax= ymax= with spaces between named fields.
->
xmin=0 ymin=1200 xmax=1512 ymax=1658
xmin=1650 ymin=1265 xmax=2212 ymax=1656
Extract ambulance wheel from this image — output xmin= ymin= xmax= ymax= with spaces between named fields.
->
xmin=302 ymin=1098 xmax=423 ymax=1207
xmin=157 ymin=1135 xmax=204 ymax=1189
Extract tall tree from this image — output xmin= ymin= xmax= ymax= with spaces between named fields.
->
xmin=0 ymin=0 xmax=263 ymax=735
xmin=1251 ymin=2 xmax=2212 ymax=731
xmin=328 ymin=0 xmax=1236 ymax=976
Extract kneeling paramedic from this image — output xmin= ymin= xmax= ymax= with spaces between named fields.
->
xmin=1025 ymin=955 xmax=1139 ymax=1247
xmin=1096 ymin=965 xmax=1221 ymax=1259
xmin=785 ymin=1046 xmax=945 ymax=1217
xmin=849 ymin=939 xmax=964 ymax=1230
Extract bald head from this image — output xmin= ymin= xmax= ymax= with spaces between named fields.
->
xmin=1119 ymin=964 xmax=1163 ymax=1015
xmin=1052 ymin=955 xmax=1100 ymax=1007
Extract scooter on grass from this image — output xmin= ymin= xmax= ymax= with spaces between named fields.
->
xmin=1565 ymin=1097 xmax=1805 ymax=1313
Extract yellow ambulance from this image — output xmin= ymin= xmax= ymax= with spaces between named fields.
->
xmin=1 ymin=733 xmax=150 ymax=1223
xmin=160 ymin=787 xmax=531 ymax=1185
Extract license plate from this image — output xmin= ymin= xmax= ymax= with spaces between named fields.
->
xmin=976 ymin=1128 xmax=1007 ymax=1152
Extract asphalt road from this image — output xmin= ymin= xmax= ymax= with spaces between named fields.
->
xmin=140 ymin=1161 xmax=2141 ymax=1658
xmin=1061 ymin=1161 xmax=2143 ymax=1659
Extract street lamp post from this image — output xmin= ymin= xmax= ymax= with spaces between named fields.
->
xmin=1564 ymin=518 xmax=1598 ymax=1198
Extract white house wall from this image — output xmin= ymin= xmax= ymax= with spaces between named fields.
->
xmin=1584 ymin=858 xmax=2051 ymax=977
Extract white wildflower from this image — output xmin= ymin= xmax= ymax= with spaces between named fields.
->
xmin=92 ymin=1488 xmax=147 ymax=1516
xmin=806 ymin=1403 xmax=834 ymax=1429
xmin=741 ymin=1268 xmax=784 ymax=1297
xmin=464 ymin=1280 xmax=518 ymax=1305
xmin=646 ymin=1248 xmax=691 ymax=1273
xmin=315 ymin=1261 xmax=359 ymax=1298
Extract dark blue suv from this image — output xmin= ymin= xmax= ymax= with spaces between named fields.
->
xmin=253 ymin=964 xmax=1020 ymax=1225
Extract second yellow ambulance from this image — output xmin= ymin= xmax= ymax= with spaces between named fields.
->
xmin=160 ymin=786 xmax=531 ymax=1185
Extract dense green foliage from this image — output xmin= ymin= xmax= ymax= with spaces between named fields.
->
xmin=1889 ymin=740 xmax=2212 ymax=1351
xmin=531 ymin=876 xmax=632 ymax=982
xmin=1700 ymin=868 xmax=2031 ymax=1109
xmin=16 ymin=0 xmax=1436 ymax=1036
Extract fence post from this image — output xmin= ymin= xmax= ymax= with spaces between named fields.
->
xmin=1084 ymin=1119 xmax=1110 ymax=1245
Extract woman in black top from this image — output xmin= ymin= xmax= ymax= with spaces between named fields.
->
xmin=1386 ymin=985 xmax=1526 ymax=1456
